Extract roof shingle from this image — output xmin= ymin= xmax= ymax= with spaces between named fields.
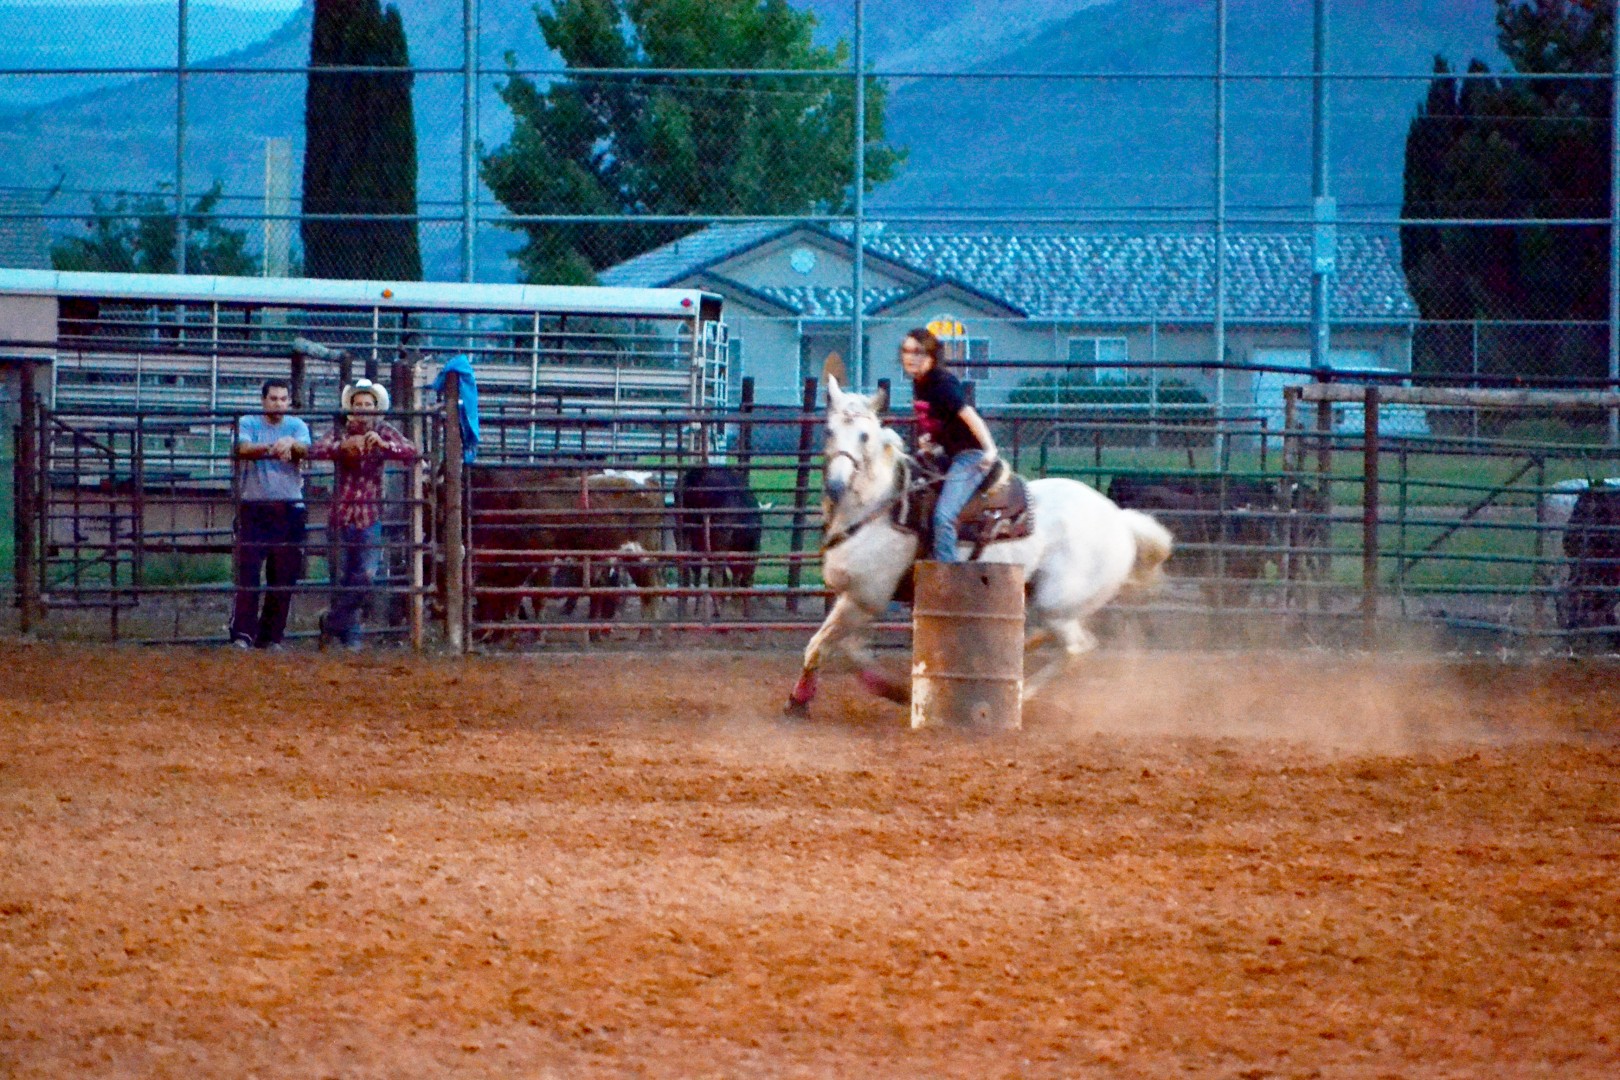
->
xmin=0 ymin=192 xmax=50 ymax=271
xmin=601 ymin=223 xmax=1417 ymax=322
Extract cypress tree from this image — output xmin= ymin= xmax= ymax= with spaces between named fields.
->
xmin=1399 ymin=1 xmax=1613 ymax=382
xmin=301 ymin=0 xmax=421 ymax=281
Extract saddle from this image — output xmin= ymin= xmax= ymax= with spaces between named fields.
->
xmin=901 ymin=457 xmax=1034 ymax=557
xmin=885 ymin=458 xmax=1033 ymax=606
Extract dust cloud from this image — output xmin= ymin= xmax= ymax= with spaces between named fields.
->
xmin=1026 ymin=649 xmax=1573 ymax=754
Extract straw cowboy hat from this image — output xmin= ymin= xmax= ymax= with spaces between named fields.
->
xmin=341 ymin=379 xmax=391 ymax=413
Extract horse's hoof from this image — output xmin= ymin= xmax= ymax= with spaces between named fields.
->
xmin=782 ymin=698 xmax=811 ymax=721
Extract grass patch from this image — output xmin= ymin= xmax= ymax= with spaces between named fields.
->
xmin=1029 ymin=445 xmax=1620 ymax=507
xmin=141 ymin=553 xmax=234 ymax=588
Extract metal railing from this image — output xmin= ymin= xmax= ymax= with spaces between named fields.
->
xmin=12 ymin=374 xmax=1620 ymax=652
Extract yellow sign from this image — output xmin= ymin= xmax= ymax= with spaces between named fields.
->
xmin=927 ymin=316 xmax=966 ymax=339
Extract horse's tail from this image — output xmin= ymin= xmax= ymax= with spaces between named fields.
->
xmin=1121 ymin=509 xmax=1174 ymax=586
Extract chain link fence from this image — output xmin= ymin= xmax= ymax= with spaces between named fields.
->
xmin=0 ymin=2 xmax=1613 ymax=398
xmin=4 ymin=0 xmax=1620 ymax=644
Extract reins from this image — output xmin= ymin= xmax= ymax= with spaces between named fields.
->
xmin=821 ymin=444 xmax=916 ymax=553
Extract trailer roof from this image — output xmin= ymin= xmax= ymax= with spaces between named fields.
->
xmin=0 ymin=268 xmax=721 ymax=320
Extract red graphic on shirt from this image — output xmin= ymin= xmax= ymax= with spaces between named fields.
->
xmin=914 ymin=400 xmax=944 ymax=445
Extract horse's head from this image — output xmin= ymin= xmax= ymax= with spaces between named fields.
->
xmin=823 ymin=375 xmax=901 ymax=514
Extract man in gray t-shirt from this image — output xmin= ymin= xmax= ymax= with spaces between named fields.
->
xmin=231 ymin=379 xmax=311 ymax=648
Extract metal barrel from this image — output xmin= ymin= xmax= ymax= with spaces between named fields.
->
xmin=910 ymin=561 xmax=1026 ymax=731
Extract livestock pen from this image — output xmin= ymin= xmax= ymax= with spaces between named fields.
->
xmin=11 ymin=376 xmax=1620 ymax=655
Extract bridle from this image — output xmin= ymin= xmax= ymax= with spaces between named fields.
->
xmin=823 ymin=447 xmax=862 ymax=474
xmin=820 ymin=434 xmax=924 ymax=553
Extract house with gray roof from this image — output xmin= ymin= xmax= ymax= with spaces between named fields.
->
xmin=0 ymin=192 xmax=49 ymax=271
xmin=600 ymin=221 xmax=1419 ymax=415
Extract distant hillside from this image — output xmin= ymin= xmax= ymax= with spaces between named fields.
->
xmin=0 ymin=3 xmax=302 ymax=113
xmin=804 ymin=0 xmax=1111 ymax=73
xmin=0 ymin=0 xmax=552 ymax=278
xmin=872 ymin=0 xmax=1506 ymax=217
xmin=0 ymin=0 xmax=1510 ymax=281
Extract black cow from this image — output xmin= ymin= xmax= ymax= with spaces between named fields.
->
xmin=673 ymin=465 xmax=763 ymax=619
xmin=1105 ymin=473 xmax=1293 ymax=606
xmin=1561 ymin=484 xmax=1620 ymax=634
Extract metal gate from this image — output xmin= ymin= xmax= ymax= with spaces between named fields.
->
xmin=16 ymin=399 xmax=443 ymax=646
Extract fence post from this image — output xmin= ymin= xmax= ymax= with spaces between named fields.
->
xmin=1395 ymin=444 xmax=1409 ymax=616
xmin=15 ymin=379 xmax=41 ymax=634
xmin=1361 ymin=384 xmax=1380 ymax=649
xmin=443 ymin=371 xmax=466 ymax=653
xmin=394 ymin=358 xmax=424 ymax=651
xmin=736 ymin=375 xmax=754 ymax=470
xmin=1282 ymin=384 xmax=1301 ymax=610
xmin=132 ymin=412 xmax=146 ymax=598
xmin=1532 ymin=454 xmax=1548 ymax=634
xmin=786 ymin=376 xmax=818 ymax=614
xmin=1314 ymin=386 xmax=1334 ymax=614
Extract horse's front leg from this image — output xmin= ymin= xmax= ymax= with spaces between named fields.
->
xmin=785 ymin=594 xmax=868 ymax=717
xmin=843 ymin=632 xmax=910 ymax=705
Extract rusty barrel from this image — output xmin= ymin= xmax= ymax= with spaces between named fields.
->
xmin=910 ymin=561 xmax=1026 ymax=731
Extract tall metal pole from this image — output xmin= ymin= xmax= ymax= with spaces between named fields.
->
xmin=1213 ymin=0 xmax=1227 ymax=460
xmin=1609 ymin=4 xmax=1619 ymax=446
xmin=1310 ymin=0 xmax=1334 ymax=374
xmin=462 ymin=0 xmax=478 ymax=282
xmin=175 ymin=0 xmax=188 ymax=274
xmin=443 ymin=371 xmax=466 ymax=652
xmin=852 ymin=0 xmax=866 ymax=387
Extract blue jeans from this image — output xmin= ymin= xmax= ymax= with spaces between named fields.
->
xmin=326 ymin=524 xmax=383 ymax=647
xmin=932 ymin=450 xmax=986 ymax=563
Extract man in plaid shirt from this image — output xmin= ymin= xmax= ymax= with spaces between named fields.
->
xmin=310 ymin=379 xmax=417 ymax=650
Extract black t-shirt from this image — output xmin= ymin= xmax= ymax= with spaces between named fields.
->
xmin=911 ymin=367 xmax=980 ymax=457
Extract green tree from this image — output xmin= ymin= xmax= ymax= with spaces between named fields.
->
xmin=51 ymin=182 xmax=259 ymax=275
xmin=1400 ymin=0 xmax=1612 ymax=381
xmin=301 ymin=0 xmax=421 ymax=280
xmin=482 ymin=0 xmax=904 ymax=284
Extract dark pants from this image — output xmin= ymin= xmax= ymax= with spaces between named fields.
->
xmin=231 ymin=502 xmax=307 ymax=646
xmin=325 ymin=523 xmax=383 ymax=647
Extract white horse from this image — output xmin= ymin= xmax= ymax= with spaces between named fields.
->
xmin=784 ymin=376 xmax=1174 ymax=717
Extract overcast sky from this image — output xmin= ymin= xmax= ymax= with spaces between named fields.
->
xmin=8 ymin=0 xmax=302 ymax=9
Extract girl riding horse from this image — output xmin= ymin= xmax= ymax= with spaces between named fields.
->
xmin=900 ymin=327 xmax=1000 ymax=563
xmin=786 ymin=376 xmax=1174 ymax=717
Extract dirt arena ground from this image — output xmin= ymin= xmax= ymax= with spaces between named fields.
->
xmin=2 ymin=641 xmax=1619 ymax=1078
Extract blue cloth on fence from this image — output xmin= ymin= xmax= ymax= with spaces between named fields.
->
xmin=431 ymin=354 xmax=480 ymax=462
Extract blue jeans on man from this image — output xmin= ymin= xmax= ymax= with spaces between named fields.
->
xmin=932 ymin=449 xmax=987 ymax=563
xmin=231 ymin=501 xmax=306 ymax=647
xmin=324 ymin=523 xmax=383 ymax=648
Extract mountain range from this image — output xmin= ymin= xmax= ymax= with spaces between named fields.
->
xmin=0 ymin=0 xmax=1508 ymax=281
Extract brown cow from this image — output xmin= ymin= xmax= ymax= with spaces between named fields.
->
xmin=561 ymin=471 xmax=666 ymax=628
xmin=467 ymin=466 xmax=665 ymax=638
xmin=467 ymin=465 xmax=568 ymax=633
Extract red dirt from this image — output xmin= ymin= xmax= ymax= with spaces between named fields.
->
xmin=3 ymin=642 xmax=1619 ymax=1078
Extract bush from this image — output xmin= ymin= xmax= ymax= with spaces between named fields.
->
xmin=1006 ymin=374 xmax=1215 ymax=446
